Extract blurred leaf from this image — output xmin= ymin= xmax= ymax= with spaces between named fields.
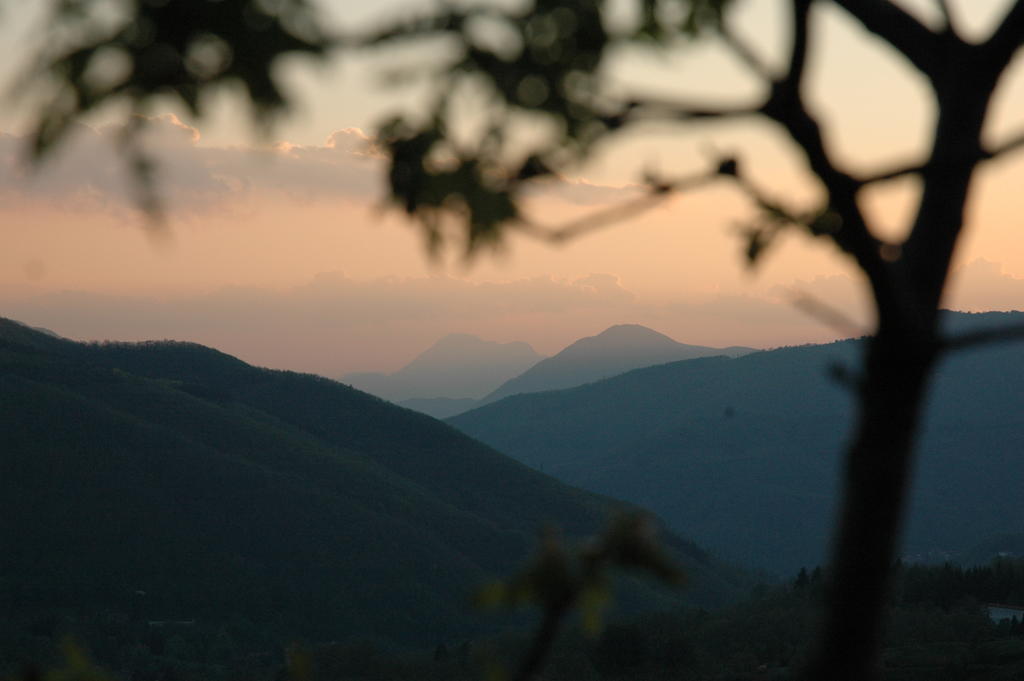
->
xmin=475 ymin=580 xmax=512 ymax=609
xmin=26 ymin=0 xmax=330 ymax=159
xmin=10 ymin=0 xmax=740 ymax=243
xmin=285 ymin=644 xmax=313 ymax=681
xmin=590 ymin=513 xmax=686 ymax=585
xmin=579 ymin=579 xmax=611 ymax=636
xmin=484 ymin=660 xmax=509 ymax=681
xmin=45 ymin=640 xmax=111 ymax=681
xmin=808 ymin=207 xmax=843 ymax=237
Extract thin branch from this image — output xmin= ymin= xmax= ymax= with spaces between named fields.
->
xmin=857 ymin=160 xmax=925 ymax=185
xmin=982 ymin=0 xmax=1024 ymax=69
xmin=342 ymin=9 xmax=462 ymax=47
xmin=729 ymin=170 xmax=805 ymax=228
xmin=514 ymin=170 xmax=720 ymax=244
xmin=981 ymin=128 xmax=1024 ymax=162
xmin=784 ymin=0 xmax=812 ymax=88
xmin=787 ymin=288 xmax=867 ymax=339
xmin=611 ymin=97 xmax=764 ymax=126
xmin=935 ymin=0 xmax=955 ymax=34
xmin=858 ymin=127 xmax=1024 ymax=185
xmin=736 ymin=1 xmax=888 ymax=287
xmin=832 ymin=0 xmax=945 ymax=80
xmin=514 ymin=192 xmax=671 ymax=243
xmin=717 ymin=22 xmax=775 ymax=81
xmin=512 ymin=604 xmax=568 ymax=681
xmin=942 ymin=320 xmax=1024 ymax=353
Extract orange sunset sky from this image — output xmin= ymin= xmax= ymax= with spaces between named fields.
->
xmin=3 ymin=0 xmax=1024 ymax=377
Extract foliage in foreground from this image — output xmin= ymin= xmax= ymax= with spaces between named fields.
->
xmin=6 ymin=560 xmax=1024 ymax=681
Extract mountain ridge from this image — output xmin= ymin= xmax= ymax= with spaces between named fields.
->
xmin=342 ymin=333 xmax=542 ymax=402
xmin=0 ymin=317 xmax=745 ymax=649
xmin=479 ymin=323 xmax=754 ymax=405
xmin=450 ymin=311 xmax=1024 ymax=575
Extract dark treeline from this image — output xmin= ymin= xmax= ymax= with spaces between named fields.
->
xmin=897 ymin=559 xmax=1024 ymax=610
xmin=5 ymin=559 xmax=1024 ymax=681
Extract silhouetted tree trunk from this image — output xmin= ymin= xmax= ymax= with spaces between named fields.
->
xmin=803 ymin=330 xmax=937 ymax=680
xmin=796 ymin=12 xmax=1024 ymax=674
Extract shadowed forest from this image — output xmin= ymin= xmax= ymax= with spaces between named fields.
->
xmin=7 ymin=555 xmax=1024 ymax=681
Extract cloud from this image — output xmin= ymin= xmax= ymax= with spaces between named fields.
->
xmin=523 ymin=176 xmax=645 ymax=206
xmin=947 ymin=259 xmax=1024 ymax=312
xmin=0 ymin=118 xmax=384 ymax=212
xmin=0 ymin=118 xmax=639 ymax=215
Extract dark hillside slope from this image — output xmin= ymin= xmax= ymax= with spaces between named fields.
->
xmin=397 ymin=396 xmax=480 ymax=418
xmin=450 ymin=311 xmax=1024 ymax=575
xmin=0 ymin=319 xmax=743 ymax=649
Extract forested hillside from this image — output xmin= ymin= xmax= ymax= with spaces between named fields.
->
xmin=451 ymin=311 xmax=1024 ymax=575
xmin=204 ymin=559 xmax=1024 ymax=681
xmin=0 ymin=318 xmax=746 ymax=679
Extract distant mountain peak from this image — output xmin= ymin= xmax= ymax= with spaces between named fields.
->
xmin=572 ymin=324 xmax=680 ymax=349
xmin=479 ymin=324 xmax=754 ymax=403
xmin=603 ymin=323 xmax=662 ymax=333
xmin=342 ymin=333 xmax=543 ymax=402
xmin=416 ymin=333 xmax=537 ymax=358
xmin=434 ymin=332 xmax=485 ymax=345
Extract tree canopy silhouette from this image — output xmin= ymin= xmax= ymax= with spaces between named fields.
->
xmin=11 ymin=1 xmax=1024 ymax=679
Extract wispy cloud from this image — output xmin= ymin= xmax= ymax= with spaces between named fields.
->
xmin=0 ymin=117 xmax=636 ymax=214
xmin=947 ymin=259 xmax=1024 ymax=312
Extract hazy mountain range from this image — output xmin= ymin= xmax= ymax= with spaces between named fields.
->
xmin=341 ymin=333 xmax=542 ymax=402
xmin=354 ymin=325 xmax=754 ymax=418
xmin=450 ymin=311 xmax=1024 ymax=576
xmin=479 ymin=324 xmax=754 ymax=405
xmin=0 ymin=318 xmax=745 ymax=648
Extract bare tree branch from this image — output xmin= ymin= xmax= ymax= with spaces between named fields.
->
xmin=727 ymin=168 xmax=806 ymax=228
xmin=512 ymin=605 xmax=568 ymax=681
xmin=858 ymin=126 xmax=1024 ymax=185
xmin=717 ymin=22 xmax=775 ymax=81
xmin=345 ymin=10 xmax=462 ymax=47
xmin=788 ymin=288 xmax=868 ymax=340
xmin=934 ymin=0 xmax=955 ymax=34
xmin=514 ymin=170 xmax=722 ymax=244
xmin=982 ymin=0 xmax=1024 ymax=68
xmin=857 ymin=160 xmax=925 ymax=185
xmin=832 ymin=0 xmax=946 ymax=80
xmin=612 ymin=97 xmax=764 ymax=125
xmin=784 ymin=0 xmax=812 ymax=87
xmin=761 ymin=2 xmax=892 ymax=312
xmin=942 ymin=320 xmax=1024 ymax=353
xmin=982 ymin=127 xmax=1024 ymax=162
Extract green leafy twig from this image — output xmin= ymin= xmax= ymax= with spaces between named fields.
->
xmin=476 ymin=513 xmax=684 ymax=681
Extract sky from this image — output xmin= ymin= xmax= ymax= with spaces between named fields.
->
xmin=2 ymin=0 xmax=1024 ymax=377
